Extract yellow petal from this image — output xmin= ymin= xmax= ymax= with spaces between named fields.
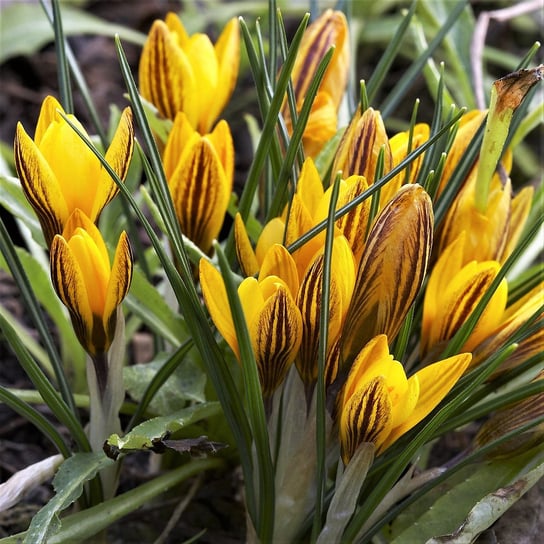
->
xmin=169 ymin=138 xmax=230 ymax=253
xmin=332 ymin=175 xmax=370 ymax=265
xmin=249 ymin=285 xmax=302 ymax=397
xmin=295 ymin=237 xmax=355 ymax=385
xmin=207 ymin=120 xmax=234 ymax=191
xmin=342 ymin=335 xmax=392 ymax=402
xmin=501 ymin=185 xmax=533 ymax=262
xmin=104 ymin=231 xmax=133 ymax=343
xmin=185 ymin=33 xmax=218 ymax=133
xmin=339 ymin=376 xmax=392 ymax=464
xmin=34 ymin=95 xmax=63 ymax=145
xmin=50 ymin=234 xmax=94 ymax=354
xmin=204 ymin=17 xmax=240 ymax=133
xmin=259 ymin=244 xmax=299 ymax=297
xmin=14 ymin=122 xmax=67 ymax=246
xmin=383 ymin=353 xmax=471 ymax=449
xmin=38 ymin=113 xmax=100 ymax=219
xmin=300 ymin=91 xmax=338 ymax=158
xmin=163 ymin=112 xmax=199 ymax=178
xmin=291 ymin=9 xmax=349 ymax=111
xmin=234 ymin=213 xmax=259 ymax=276
xmin=255 ymin=217 xmax=286 ymax=264
xmin=341 ymin=184 xmax=433 ymax=366
xmin=139 ymin=20 xmax=194 ymax=121
xmin=238 ymin=277 xmax=265 ymax=330
xmin=333 ymin=107 xmax=392 ymax=185
xmin=423 ymin=260 xmax=507 ymax=356
xmin=199 ymin=259 xmax=238 ymax=358
xmin=95 ymin=107 xmax=134 ymax=218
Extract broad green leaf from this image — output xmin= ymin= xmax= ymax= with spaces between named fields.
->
xmin=123 ymin=353 xmax=207 ymax=415
xmin=389 ymin=446 xmax=544 ymax=543
xmin=125 ymin=266 xmax=188 ymax=346
xmin=427 ymin=456 xmax=544 ymax=543
xmin=106 ymin=402 xmax=221 ymax=452
xmin=23 ymin=452 xmax=113 ymax=544
xmin=0 ymin=3 xmax=145 ymax=63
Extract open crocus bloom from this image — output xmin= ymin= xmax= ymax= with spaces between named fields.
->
xmin=163 ymin=112 xmax=234 ymax=255
xmin=200 ymin=259 xmax=303 ymax=397
xmin=14 ymin=96 xmax=134 ymax=247
xmin=421 ymin=232 xmax=508 ymax=359
xmin=50 ymin=210 xmax=133 ymax=357
xmin=439 ymin=167 xmax=533 ymax=265
xmin=338 ymin=335 xmax=471 ymax=463
xmin=139 ymin=12 xmax=240 ymax=133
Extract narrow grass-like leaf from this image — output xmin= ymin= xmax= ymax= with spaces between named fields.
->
xmin=379 ymin=0 xmax=468 ymax=119
xmin=0 ymin=385 xmax=70 ymax=458
xmin=47 ymin=0 xmax=73 ymax=114
xmin=0 ymin=311 xmax=90 ymax=453
xmin=312 ymin=174 xmax=341 ymax=541
xmin=214 ymin=242 xmax=275 ymax=542
xmin=360 ymin=416 xmax=544 ymax=543
xmin=0 ymin=217 xmax=78 ymax=418
xmin=366 ymin=3 xmax=416 ymax=104
xmin=267 ymin=46 xmax=335 ymax=220
xmin=225 ymin=13 xmax=310 ymax=260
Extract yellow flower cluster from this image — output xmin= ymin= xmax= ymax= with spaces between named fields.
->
xmin=14 ymin=96 xmax=134 ymax=358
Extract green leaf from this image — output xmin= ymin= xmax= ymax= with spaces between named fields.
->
xmin=317 ymin=444 xmax=375 ymax=544
xmin=124 ymin=353 xmax=207 ymax=415
xmin=0 ymin=3 xmax=145 ymax=63
xmin=106 ymin=402 xmax=221 ymax=453
xmin=0 ymin=175 xmax=43 ymax=246
xmin=389 ymin=446 xmax=544 ymax=543
xmin=428 ymin=456 xmax=544 ymax=543
xmin=23 ymin=452 xmax=113 ymax=544
xmin=1 ymin=458 xmax=222 ymax=544
xmin=125 ymin=266 xmax=188 ymax=346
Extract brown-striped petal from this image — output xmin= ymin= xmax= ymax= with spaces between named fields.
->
xmin=341 ymin=184 xmax=433 ymax=367
xmin=249 ymin=285 xmax=303 ymax=397
xmin=14 ymin=123 xmax=67 ymax=247
xmin=339 ymin=376 xmax=392 ymax=464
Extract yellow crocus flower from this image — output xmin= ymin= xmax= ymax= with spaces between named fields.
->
xmin=199 ymin=259 xmax=303 ymax=397
xmin=338 ymin=335 xmax=471 ymax=463
xmin=421 ymin=232 xmax=508 ymax=359
xmin=341 ymin=184 xmax=434 ymax=367
xmin=283 ymin=9 xmax=349 ymax=157
xmin=163 ymin=112 xmax=234 ymax=255
xmin=439 ymin=168 xmax=533 ymax=265
xmin=332 ymin=107 xmax=393 ymax=192
xmin=50 ymin=209 xmax=133 ymax=359
xmin=14 ymin=96 xmax=134 ymax=247
xmin=139 ymin=12 xmax=240 ymax=133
